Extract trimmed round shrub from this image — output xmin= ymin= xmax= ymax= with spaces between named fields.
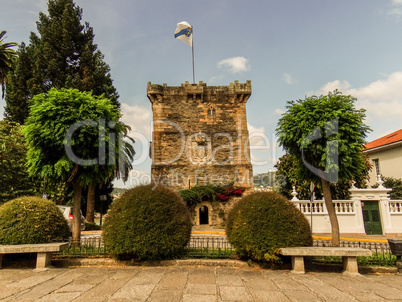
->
xmin=226 ymin=191 xmax=312 ymax=262
xmin=103 ymin=184 xmax=192 ymax=260
xmin=0 ymin=196 xmax=70 ymax=244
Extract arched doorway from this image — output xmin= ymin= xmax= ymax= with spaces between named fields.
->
xmin=199 ymin=205 xmax=209 ymax=225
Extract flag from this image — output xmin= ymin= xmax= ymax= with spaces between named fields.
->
xmin=174 ymin=21 xmax=193 ymax=47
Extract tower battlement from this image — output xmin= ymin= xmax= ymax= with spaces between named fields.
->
xmin=147 ymin=80 xmax=251 ymax=104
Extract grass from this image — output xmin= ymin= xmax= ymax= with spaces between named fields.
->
xmin=185 ymin=248 xmax=235 ymax=259
xmin=55 ymin=241 xmax=399 ymax=267
xmin=307 ymin=252 xmax=398 ymax=267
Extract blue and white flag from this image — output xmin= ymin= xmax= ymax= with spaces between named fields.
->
xmin=174 ymin=21 xmax=193 ymax=47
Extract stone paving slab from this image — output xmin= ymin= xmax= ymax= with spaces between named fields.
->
xmin=0 ymin=266 xmax=400 ymax=301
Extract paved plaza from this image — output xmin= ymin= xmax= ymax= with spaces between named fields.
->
xmin=0 ymin=265 xmax=401 ymax=301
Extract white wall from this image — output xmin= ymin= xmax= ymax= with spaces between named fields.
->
xmin=290 ymin=183 xmax=402 ymax=235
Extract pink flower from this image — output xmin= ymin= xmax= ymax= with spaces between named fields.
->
xmin=217 ymin=193 xmax=229 ymax=201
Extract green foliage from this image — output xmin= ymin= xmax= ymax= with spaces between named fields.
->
xmin=275 ymin=153 xmax=371 ymax=200
xmin=179 ymin=184 xmax=245 ymax=207
xmin=0 ymin=196 xmax=69 ymax=244
xmin=253 ymin=171 xmax=277 ymax=188
xmin=4 ymin=42 xmax=33 ymax=123
xmin=103 ymin=184 xmax=192 ymax=260
xmin=276 ymin=90 xmax=371 ymax=185
xmin=373 ymin=177 xmax=402 ymax=200
xmin=226 ymin=192 xmax=312 ymax=262
xmin=0 ymin=30 xmax=18 ymax=99
xmin=0 ymin=121 xmax=41 ymax=204
xmin=84 ymin=223 xmax=101 ymax=231
xmin=23 ymin=88 xmax=123 ymax=187
xmin=5 ymin=0 xmax=119 ymax=122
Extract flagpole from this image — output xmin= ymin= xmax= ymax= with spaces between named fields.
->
xmin=192 ymin=26 xmax=195 ymax=84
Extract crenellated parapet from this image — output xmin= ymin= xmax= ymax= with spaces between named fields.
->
xmin=147 ymin=80 xmax=251 ymax=105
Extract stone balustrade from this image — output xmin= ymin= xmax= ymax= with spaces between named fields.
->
xmin=290 ymin=177 xmax=402 ymax=235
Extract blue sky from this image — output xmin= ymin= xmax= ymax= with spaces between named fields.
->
xmin=1 ymin=0 xmax=402 ymax=187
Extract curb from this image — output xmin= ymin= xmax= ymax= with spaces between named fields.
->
xmin=312 ymin=236 xmax=388 ymax=243
xmin=52 ymin=258 xmax=399 ymax=274
xmin=191 ymin=231 xmax=226 ymax=235
xmin=52 ymin=258 xmax=249 ymax=269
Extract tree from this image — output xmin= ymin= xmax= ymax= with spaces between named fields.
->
xmin=275 ymin=153 xmax=371 ymax=200
xmin=0 ymin=121 xmax=41 ymax=204
xmin=373 ymin=177 xmax=402 ymax=200
xmin=253 ymin=171 xmax=277 ymax=188
xmin=4 ymin=0 xmax=130 ymax=222
xmin=24 ymin=88 xmax=125 ymax=244
xmin=3 ymin=43 xmax=34 ymax=124
xmin=276 ymin=90 xmax=371 ymax=246
xmin=0 ymin=30 xmax=17 ymax=99
xmin=29 ymin=0 xmax=119 ymax=106
xmin=5 ymin=0 xmax=119 ymax=121
xmin=84 ymin=124 xmax=135 ymax=224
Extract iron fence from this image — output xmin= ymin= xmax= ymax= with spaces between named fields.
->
xmin=313 ymin=239 xmax=396 ymax=266
xmin=185 ymin=236 xmax=235 ymax=258
xmin=313 ymin=239 xmax=391 ymax=252
xmin=55 ymin=236 xmax=235 ymax=259
xmin=55 ymin=236 xmax=107 ymax=258
xmin=55 ymin=236 xmax=396 ymax=266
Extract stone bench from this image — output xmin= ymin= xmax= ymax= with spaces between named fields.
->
xmin=279 ymin=247 xmax=372 ymax=275
xmin=0 ymin=242 xmax=69 ymax=269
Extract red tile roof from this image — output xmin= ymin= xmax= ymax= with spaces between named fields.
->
xmin=364 ymin=129 xmax=402 ymax=151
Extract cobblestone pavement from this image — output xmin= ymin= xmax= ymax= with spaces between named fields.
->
xmin=0 ymin=266 xmax=401 ymax=301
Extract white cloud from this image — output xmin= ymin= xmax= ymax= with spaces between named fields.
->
xmin=121 ymin=103 xmax=152 ymax=138
xmin=217 ymin=56 xmax=250 ymax=73
xmin=120 ymin=103 xmax=152 ymax=166
xmin=283 ymin=73 xmax=296 ymax=85
xmin=312 ymin=72 xmax=402 ymax=126
xmin=388 ymin=7 xmax=402 ymax=16
xmin=311 ymin=80 xmax=351 ymax=95
xmin=274 ymin=108 xmax=285 ymax=116
xmin=386 ymin=0 xmax=402 ymax=18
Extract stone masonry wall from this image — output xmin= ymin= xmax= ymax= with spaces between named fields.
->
xmin=147 ymin=81 xmax=254 ymax=191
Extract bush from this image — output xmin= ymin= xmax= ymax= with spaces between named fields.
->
xmin=226 ymin=191 xmax=312 ymax=262
xmin=0 ymin=196 xmax=70 ymax=244
xmin=103 ymin=184 xmax=192 ymax=260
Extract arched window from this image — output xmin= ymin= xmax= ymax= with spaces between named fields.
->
xmin=199 ymin=205 xmax=209 ymax=225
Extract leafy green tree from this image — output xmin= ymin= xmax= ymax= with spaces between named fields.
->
xmin=0 ymin=30 xmax=17 ymax=99
xmin=4 ymin=43 xmax=34 ymax=124
xmin=276 ymin=90 xmax=371 ymax=246
xmin=24 ymin=88 xmax=125 ymax=244
xmin=4 ymin=0 xmax=131 ymax=221
xmin=373 ymin=177 xmax=402 ymax=200
xmin=30 ymin=0 xmax=119 ymax=105
xmin=385 ymin=177 xmax=402 ymax=200
xmin=0 ymin=121 xmax=41 ymax=204
xmin=5 ymin=0 xmax=119 ymax=121
xmin=253 ymin=171 xmax=277 ymax=188
xmin=276 ymin=153 xmax=371 ymax=200
xmin=85 ymin=126 xmax=134 ymax=224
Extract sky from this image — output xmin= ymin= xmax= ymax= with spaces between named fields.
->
xmin=1 ymin=0 xmax=402 ymax=188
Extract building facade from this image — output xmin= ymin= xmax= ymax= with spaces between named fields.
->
xmin=147 ymin=80 xmax=254 ymax=192
xmin=363 ymin=129 xmax=402 ymax=186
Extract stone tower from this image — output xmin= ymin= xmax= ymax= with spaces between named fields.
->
xmin=147 ymin=80 xmax=253 ymax=191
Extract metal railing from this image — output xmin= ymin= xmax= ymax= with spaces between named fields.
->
xmin=55 ymin=236 xmax=396 ymax=266
xmin=185 ymin=236 xmax=235 ymax=258
xmin=313 ymin=239 xmax=396 ymax=266
xmin=55 ymin=236 xmax=235 ymax=258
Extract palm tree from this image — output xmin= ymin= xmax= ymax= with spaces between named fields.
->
xmin=85 ymin=124 xmax=135 ymax=223
xmin=0 ymin=31 xmax=18 ymax=99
